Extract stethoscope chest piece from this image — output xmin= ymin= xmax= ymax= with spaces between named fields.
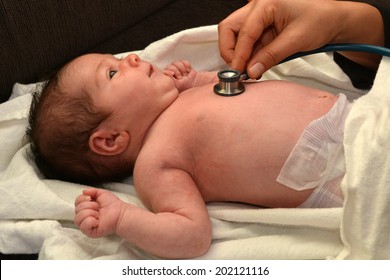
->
xmin=214 ymin=69 xmax=245 ymax=96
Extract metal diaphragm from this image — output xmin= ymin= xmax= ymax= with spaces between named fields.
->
xmin=213 ymin=70 xmax=245 ymax=96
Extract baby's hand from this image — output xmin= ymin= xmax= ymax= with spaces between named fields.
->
xmin=164 ymin=60 xmax=197 ymax=92
xmin=74 ymin=188 xmax=122 ymax=238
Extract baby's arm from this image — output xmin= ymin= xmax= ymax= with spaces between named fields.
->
xmin=164 ymin=60 xmax=218 ymax=92
xmin=74 ymin=171 xmax=212 ymax=259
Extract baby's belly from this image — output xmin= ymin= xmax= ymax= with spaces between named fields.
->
xmin=242 ymin=80 xmax=339 ymax=120
xmin=190 ymin=81 xmax=339 ymax=207
xmin=198 ymin=163 xmax=315 ymax=208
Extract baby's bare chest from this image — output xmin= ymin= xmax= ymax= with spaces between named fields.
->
xmin=146 ymin=99 xmax=304 ymax=188
xmin=137 ymin=82 xmax=337 ymax=205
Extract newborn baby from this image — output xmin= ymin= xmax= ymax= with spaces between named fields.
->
xmin=27 ymin=53 xmax=350 ymax=258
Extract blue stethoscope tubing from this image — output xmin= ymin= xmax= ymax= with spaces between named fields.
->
xmin=215 ymin=43 xmax=390 ymax=96
xmin=280 ymin=43 xmax=390 ymax=63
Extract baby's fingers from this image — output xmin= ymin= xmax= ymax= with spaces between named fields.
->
xmin=165 ymin=64 xmax=183 ymax=78
xmin=74 ymin=207 xmax=99 ymax=227
xmin=163 ymin=69 xmax=175 ymax=77
xmin=78 ymin=216 xmax=100 ymax=237
xmin=172 ymin=60 xmax=191 ymax=74
xmin=75 ymin=200 xmax=100 ymax=213
xmin=166 ymin=60 xmax=192 ymax=77
xmin=82 ymin=187 xmax=100 ymax=198
xmin=74 ymin=194 xmax=92 ymax=206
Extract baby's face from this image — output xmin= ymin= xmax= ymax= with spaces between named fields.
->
xmin=62 ymin=53 xmax=179 ymax=125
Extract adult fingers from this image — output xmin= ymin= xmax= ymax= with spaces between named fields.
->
xmin=218 ymin=2 xmax=254 ymax=67
xmin=246 ymin=30 xmax=305 ymax=78
xmin=230 ymin=0 xmax=284 ymax=73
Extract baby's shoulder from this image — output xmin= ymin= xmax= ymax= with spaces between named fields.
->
xmin=136 ymin=128 xmax=193 ymax=172
xmin=133 ymin=139 xmax=196 ymax=200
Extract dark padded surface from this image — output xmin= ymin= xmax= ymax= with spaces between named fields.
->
xmin=0 ymin=0 xmax=173 ymax=103
xmin=0 ymin=0 xmax=247 ymax=103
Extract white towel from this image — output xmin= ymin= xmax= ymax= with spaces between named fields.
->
xmin=337 ymin=57 xmax=390 ymax=259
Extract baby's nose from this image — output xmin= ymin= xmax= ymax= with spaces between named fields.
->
xmin=122 ymin=53 xmax=140 ymax=67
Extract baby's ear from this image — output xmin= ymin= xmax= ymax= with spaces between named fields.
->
xmin=89 ymin=130 xmax=130 ymax=156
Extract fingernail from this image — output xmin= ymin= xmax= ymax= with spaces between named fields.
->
xmin=249 ymin=63 xmax=265 ymax=78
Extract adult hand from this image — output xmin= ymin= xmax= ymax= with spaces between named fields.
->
xmin=218 ymin=0 xmax=384 ymax=78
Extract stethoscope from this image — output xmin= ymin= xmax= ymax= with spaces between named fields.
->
xmin=213 ymin=43 xmax=390 ymax=96
xmin=213 ymin=69 xmax=248 ymax=96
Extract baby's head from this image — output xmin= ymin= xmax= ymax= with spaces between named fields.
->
xmin=26 ymin=53 xmax=178 ymax=185
xmin=26 ymin=57 xmax=130 ymax=185
xmin=26 ymin=72 xmax=133 ymax=185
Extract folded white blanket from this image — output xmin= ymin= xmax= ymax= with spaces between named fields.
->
xmin=0 ymin=25 xmax=388 ymax=259
xmin=338 ymin=56 xmax=390 ymax=259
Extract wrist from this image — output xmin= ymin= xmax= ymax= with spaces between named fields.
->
xmin=335 ymin=1 xmax=384 ymax=46
xmin=332 ymin=1 xmax=384 ymax=70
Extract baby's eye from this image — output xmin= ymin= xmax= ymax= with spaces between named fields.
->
xmin=109 ymin=70 xmax=117 ymax=79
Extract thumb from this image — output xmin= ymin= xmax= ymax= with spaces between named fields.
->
xmin=247 ymin=33 xmax=302 ymax=79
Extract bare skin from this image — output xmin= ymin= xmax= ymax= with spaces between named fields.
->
xmin=73 ymin=54 xmax=337 ymax=258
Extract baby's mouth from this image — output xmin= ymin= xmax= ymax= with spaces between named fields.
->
xmin=149 ymin=65 xmax=154 ymax=77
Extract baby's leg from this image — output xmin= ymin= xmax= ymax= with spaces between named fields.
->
xmin=74 ymin=188 xmax=122 ymax=238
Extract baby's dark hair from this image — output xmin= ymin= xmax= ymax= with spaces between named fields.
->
xmin=26 ymin=67 xmax=132 ymax=185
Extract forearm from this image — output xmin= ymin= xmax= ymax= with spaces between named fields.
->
xmin=372 ymin=2 xmax=390 ymax=48
xmin=334 ymin=1 xmax=385 ymax=69
xmin=115 ymin=204 xmax=212 ymax=259
xmin=335 ymin=1 xmax=384 ymax=45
